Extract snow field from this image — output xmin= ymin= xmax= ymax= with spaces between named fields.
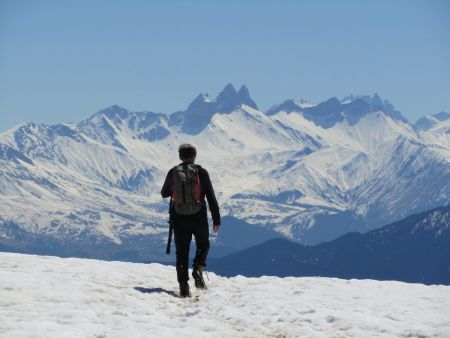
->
xmin=1 ymin=252 xmax=449 ymax=337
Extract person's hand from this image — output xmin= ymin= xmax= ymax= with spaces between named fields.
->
xmin=213 ymin=224 xmax=221 ymax=233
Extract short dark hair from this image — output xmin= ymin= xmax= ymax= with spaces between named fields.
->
xmin=178 ymin=143 xmax=197 ymax=160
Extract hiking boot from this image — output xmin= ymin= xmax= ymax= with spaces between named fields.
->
xmin=179 ymin=282 xmax=191 ymax=298
xmin=192 ymin=265 xmax=207 ymax=289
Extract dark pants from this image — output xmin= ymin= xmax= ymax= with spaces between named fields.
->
xmin=173 ymin=208 xmax=210 ymax=284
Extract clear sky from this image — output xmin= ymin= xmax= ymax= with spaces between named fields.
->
xmin=1 ymin=0 xmax=449 ymax=132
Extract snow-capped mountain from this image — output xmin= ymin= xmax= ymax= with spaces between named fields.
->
xmin=174 ymin=83 xmax=258 ymax=134
xmin=1 ymin=83 xmax=450 ymax=261
xmin=266 ymin=93 xmax=407 ymax=127
xmin=2 ymin=252 xmax=449 ymax=338
xmin=415 ymin=111 xmax=450 ymax=133
xmin=210 ymin=205 xmax=450 ymax=285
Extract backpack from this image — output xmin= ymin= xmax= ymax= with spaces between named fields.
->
xmin=171 ymin=163 xmax=202 ymax=215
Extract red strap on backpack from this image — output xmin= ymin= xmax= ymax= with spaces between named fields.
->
xmin=194 ymin=165 xmax=201 ymax=202
xmin=171 ymin=168 xmax=177 ymax=203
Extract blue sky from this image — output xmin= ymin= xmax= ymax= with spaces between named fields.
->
xmin=0 ymin=0 xmax=449 ymax=131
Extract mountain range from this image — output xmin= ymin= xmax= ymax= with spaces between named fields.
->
xmin=209 ymin=205 xmax=450 ymax=285
xmin=0 ymin=83 xmax=449 ymax=261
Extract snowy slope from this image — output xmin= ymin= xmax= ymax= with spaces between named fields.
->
xmin=1 ymin=252 xmax=449 ymax=338
xmin=1 ymin=84 xmax=450 ymax=259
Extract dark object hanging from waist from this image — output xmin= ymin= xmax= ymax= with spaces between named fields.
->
xmin=166 ymin=216 xmax=174 ymax=255
xmin=166 ymin=197 xmax=175 ymax=255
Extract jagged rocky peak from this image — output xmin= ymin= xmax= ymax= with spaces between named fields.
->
xmin=178 ymin=83 xmax=259 ymax=135
xmin=215 ymin=83 xmax=258 ymax=111
xmin=340 ymin=93 xmax=398 ymax=114
xmin=237 ymin=85 xmax=258 ymax=110
xmin=308 ymin=94 xmax=408 ymax=127
xmin=338 ymin=93 xmax=403 ymax=119
xmin=184 ymin=83 xmax=258 ymax=114
xmin=216 ymin=83 xmax=238 ymax=104
xmin=238 ymin=84 xmax=250 ymax=98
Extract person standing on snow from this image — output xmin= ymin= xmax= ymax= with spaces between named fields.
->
xmin=161 ymin=143 xmax=221 ymax=297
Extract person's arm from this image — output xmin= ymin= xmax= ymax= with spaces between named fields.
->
xmin=202 ymin=169 xmax=221 ymax=226
xmin=161 ymin=169 xmax=173 ymax=198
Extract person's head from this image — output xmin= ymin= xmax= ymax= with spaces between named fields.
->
xmin=178 ymin=143 xmax=197 ymax=163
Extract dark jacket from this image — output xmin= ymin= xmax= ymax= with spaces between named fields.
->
xmin=161 ymin=162 xmax=221 ymax=225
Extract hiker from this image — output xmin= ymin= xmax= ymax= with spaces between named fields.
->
xmin=161 ymin=143 xmax=221 ymax=297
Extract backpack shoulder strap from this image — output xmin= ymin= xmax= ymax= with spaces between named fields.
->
xmin=194 ymin=164 xmax=201 ymax=201
xmin=171 ymin=166 xmax=179 ymax=201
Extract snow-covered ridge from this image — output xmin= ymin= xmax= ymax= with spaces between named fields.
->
xmin=1 ymin=252 xmax=449 ymax=338
xmin=1 ymin=84 xmax=450 ymax=258
xmin=266 ymin=93 xmax=408 ymax=127
xmin=415 ymin=111 xmax=450 ymax=133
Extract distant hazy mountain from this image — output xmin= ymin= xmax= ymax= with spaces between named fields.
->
xmin=209 ymin=206 xmax=450 ymax=285
xmin=1 ymin=83 xmax=450 ymax=261
xmin=415 ymin=111 xmax=450 ymax=133
xmin=266 ymin=93 xmax=407 ymax=127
